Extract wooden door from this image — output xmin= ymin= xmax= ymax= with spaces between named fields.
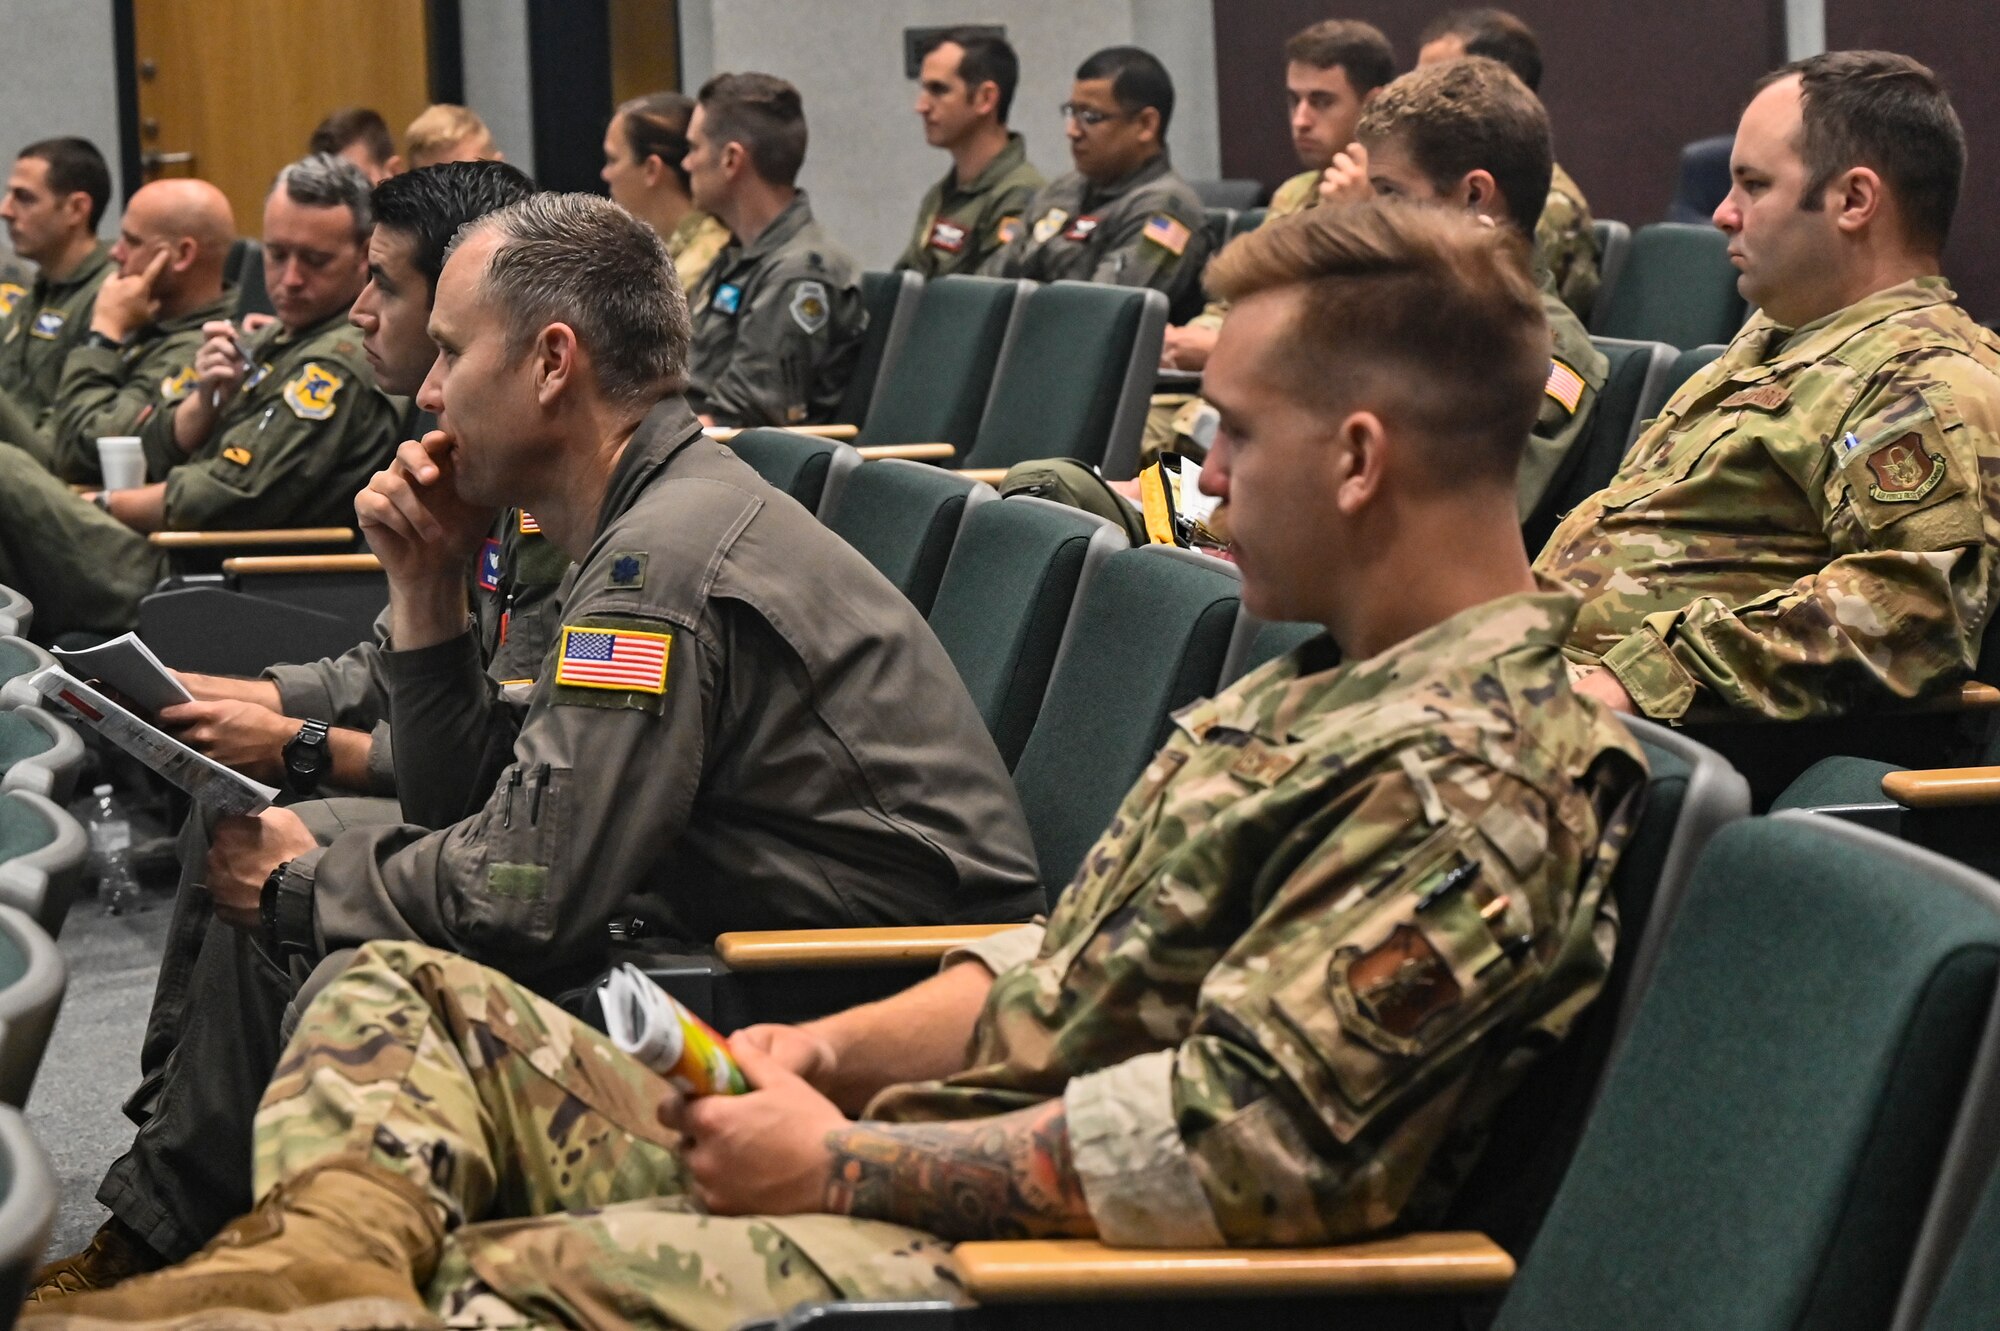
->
xmin=132 ymin=0 xmax=431 ymax=230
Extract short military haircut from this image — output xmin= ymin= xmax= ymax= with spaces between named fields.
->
xmin=617 ymin=91 xmax=697 ymax=194
xmin=372 ymin=160 xmax=536 ymax=288
xmin=1420 ymin=8 xmax=1543 ymax=91
xmin=921 ymin=30 xmax=1022 ymax=124
xmin=696 ymin=72 xmax=808 ymax=187
xmin=309 ymin=107 xmax=394 ymax=168
xmin=273 ymin=153 xmax=376 ymax=241
xmin=1759 ymin=50 xmax=1965 ymax=253
xmin=1206 ymin=200 xmax=1547 ymax=482
xmin=17 ymin=137 xmax=111 ymax=230
xmin=1076 ymin=46 xmax=1176 ymax=138
xmin=1358 ymin=58 xmax=1554 ymax=236
xmin=451 ymin=192 xmax=691 ymax=410
xmin=1284 ymin=20 xmax=1396 ymax=97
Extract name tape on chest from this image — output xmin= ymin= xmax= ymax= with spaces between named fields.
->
xmin=281 ymin=362 xmax=343 ymax=420
xmin=28 ymin=309 xmax=64 ymax=340
xmin=1142 ymin=213 xmax=1190 ymax=257
xmin=478 ymin=538 xmax=503 ymax=593
xmin=1545 ymin=359 xmax=1586 ymax=414
xmin=927 ymin=218 xmax=968 ymax=254
xmin=554 ymin=624 xmax=671 ymax=694
xmin=1062 ymin=214 xmax=1102 ymax=242
xmin=789 ymin=281 xmax=830 ymax=335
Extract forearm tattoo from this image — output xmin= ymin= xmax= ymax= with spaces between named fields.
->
xmin=822 ymin=1098 xmax=1094 ymax=1240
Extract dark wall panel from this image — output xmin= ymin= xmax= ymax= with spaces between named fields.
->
xmin=1826 ymin=1 xmax=1998 ymax=317
xmin=1214 ymin=1 xmax=1782 ymax=237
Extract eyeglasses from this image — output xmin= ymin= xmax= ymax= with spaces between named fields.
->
xmin=1060 ymin=102 xmax=1129 ymax=128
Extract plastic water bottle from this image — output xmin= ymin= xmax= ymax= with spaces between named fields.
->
xmin=83 ymin=783 xmax=140 ymax=916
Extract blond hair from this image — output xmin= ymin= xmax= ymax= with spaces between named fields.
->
xmin=404 ymin=104 xmax=497 ymax=170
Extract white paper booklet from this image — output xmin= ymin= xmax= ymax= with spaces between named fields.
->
xmin=50 ymin=633 xmax=192 ymax=714
xmin=30 ymin=666 xmax=275 ymax=814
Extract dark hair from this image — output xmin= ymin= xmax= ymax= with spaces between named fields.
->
xmin=1758 ymin=50 xmax=1965 ymax=252
xmin=1076 ymin=46 xmax=1176 ymax=138
xmin=1285 ymin=20 xmax=1396 ymax=96
xmin=696 ymin=72 xmax=808 ymax=186
xmin=616 ymin=91 xmax=696 ymax=195
xmin=16 ymin=137 xmax=110 ymax=230
xmin=309 ymin=107 xmax=395 ymax=169
xmin=372 ymin=159 xmax=536 ymax=287
xmin=1420 ymin=8 xmax=1543 ymax=91
xmin=1207 ymin=200 xmax=1546 ymax=483
xmin=1358 ymin=58 xmax=1553 ymax=235
xmin=919 ymin=29 xmax=1022 ymax=124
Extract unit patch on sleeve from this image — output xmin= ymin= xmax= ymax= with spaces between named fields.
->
xmin=281 ymin=362 xmax=343 ymax=420
xmin=789 ymin=281 xmax=830 ymax=335
xmin=1864 ymin=433 xmax=1947 ymax=503
xmin=552 ymin=621 xmax=672 ymax=712
xmin=1142 ymin=213 xmax=1191 ymax=257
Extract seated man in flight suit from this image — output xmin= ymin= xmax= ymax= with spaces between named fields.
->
xmin=27 ymin=200 xmax=1647 ymax=1331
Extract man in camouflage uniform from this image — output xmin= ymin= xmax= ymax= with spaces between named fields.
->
xmin=1417 ymin=8 xmax=1601 ymax=320
xmin=683 ymin=72 xmax=866 ymax=429
xmin=986 ymin=47 xmax=1210 ymax=324
xmin=41 ymin=178 xmax=237 ymax=483
xmin=897 ymin=30 xmax=1044 ymax=277
xmin=0 ymin=154 xmax=397 ymax=644
xmin=1542 ymin=52 xmax=2000 ymax=726
xmin=0 ymin=137 xmax=115 ymax=450
xmin=33 ymin=203 xmax=1648 ymax=1331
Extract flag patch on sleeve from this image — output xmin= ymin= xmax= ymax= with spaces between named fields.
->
xmin=1545 ymin=359 xmax=1586 ymax=413
xmin=517 ymin=510 xmax=541 ymax=535
xmin=1142 ymin=213 xmax=1191 ymax=257
xmin=555 ymin=624 xmax=670 ymax=694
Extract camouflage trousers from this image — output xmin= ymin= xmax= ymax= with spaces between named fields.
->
xmin=255 ymin=940 xmax=964 ymax=1330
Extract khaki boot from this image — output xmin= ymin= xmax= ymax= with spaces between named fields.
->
xmin=19 ymin=1159 xmax=446 ymax=1330
xmin=27 ymin=1215 xmax=168 ymax=1302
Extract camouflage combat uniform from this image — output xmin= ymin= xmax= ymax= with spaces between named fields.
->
xmin=1535 ymin=162 xmax=1599 ymax=323
xmin=1520 ymin=286 xmax=1609 ymax=518
xmin=244 ymin=586 xmax=1642 ymax=1325
xmin=896 ymin=132 xmax=1045 ymax=277
xmin=665 ymin=210 xmax=730 ymax=300
xmin=0 ymin=241 xmax=112 ymax=455
xmin=1536 ymin=277 xmax=2000 ymax=722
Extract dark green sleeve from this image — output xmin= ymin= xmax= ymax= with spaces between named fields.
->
xmin=161 ymin=369 xmax=377 ymax=529
xmin=0 ymin=381 xmax=50 ymax=468
xmin=700 ymin=271 xmax=850 ymax=428
xmin=49 ymin=332 xmax=199 ymax=483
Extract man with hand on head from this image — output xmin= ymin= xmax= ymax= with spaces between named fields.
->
xmin=42 ymin=178 xmax=237 ymax=484
xmin=28 ymin=201 xmax=1644 ymax=1331
xmin=897 ymin=29 xmax=1043 ymax=278
xmin=683 ymin=72 xmax=866 ymax=429
xmin=0 ymin=152 xmax=397 ymax=643
xmin=0 ymin=136 xmax=114 ymax=452
xmin=988 ymin=45 xmax=1210 ymax=323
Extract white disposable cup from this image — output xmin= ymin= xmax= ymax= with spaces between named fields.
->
xmin=97 ymin=436 xmax=145 ymax=492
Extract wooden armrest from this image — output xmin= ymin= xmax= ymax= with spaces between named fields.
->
xmin=150 ymin=527 xmax=354 ymax=550
xmin=714 ymin=924 xmax=1019 ymax=970
xmin=1961 ymin=682 xmax=2000 ymax=709
xmin=856 ymin=442 xmax=956 ymax=462
xmin=961 ymin=468 xmax=1009 ymax=486
xmin=221 ymin=553 xmax=382 ymax=576
xmin=706 ymin=424 xmax=862 ymax=444
xmin=950 ymin=1233 xmax=1515 ymax=1302
xmin=1881 ymin=765 xmax=2000 ymax=809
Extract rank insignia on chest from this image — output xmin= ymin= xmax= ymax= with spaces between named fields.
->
xmin=713 ymin=283 xmax=744 ymax=316
xmin=927 ymin=219 xmax=968 ymax=254
xmin=28 ymin=309 xmax=63 ymax=340
xmin=555 ymin=624 xmax=670 ymax=694
xmin=1545 ymin=359 xmax=1586 ymax=413
xmin=160 ymin=365 xmax=198 ymax=403
xmin=0 ymin=283 xmax=23 ymax=318
xmin=282 ymin=362 xmax=342 ymax=420
xmin=1063 ymin=215 xmax=1102 ymax=242
xmin=478 ymin=538 xmax=503 ymax=593
xmin=1031 ymin=209 xmax=1068 ymax=245
xmin=1142 ymin=213 xmax=1190 ymax=257
xmin=1864 ymin=434 xmax=1946 ymax=503
xmin=995 ymin=215 xmax=1022 ymax=246
xmin=518 ymin=510 xmax=541 ymax=535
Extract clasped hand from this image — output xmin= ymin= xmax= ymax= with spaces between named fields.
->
xmin=658 ymin=1028 xmax=848 ymax=1216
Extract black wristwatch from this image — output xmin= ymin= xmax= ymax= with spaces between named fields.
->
xmin=282 ymin=718 xmax=331 ymax=796
xmin=259 ymin=861 xmax=314 ymax=959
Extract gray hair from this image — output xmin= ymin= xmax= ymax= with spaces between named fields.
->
xmin=446 ymin=192 xmax=690 ymax=409
xmin=271 ymin=152 xmax=375 ymax=241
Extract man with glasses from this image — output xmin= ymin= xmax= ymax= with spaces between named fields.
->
xmin=986 ymin=45 xmax=1209 ymax=322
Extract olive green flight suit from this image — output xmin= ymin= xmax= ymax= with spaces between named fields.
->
xmin=45 ymin=289 xmax=235 ymax=483
xmin=0 ymin=241 xmax=112 ymax=463
xmin=896 ymin=132 xmax=1045 ymax=277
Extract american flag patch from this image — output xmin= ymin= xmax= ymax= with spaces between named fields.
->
xmin=1545 ymin=359 xmax=1586 ymax=413
xmin=555 ymin=625 xmax=670 ymax=693
xmin=1142 ymin=213 xmax=1190 ymax=257
xmin=518 ymin=510 xmax=541 ymax=535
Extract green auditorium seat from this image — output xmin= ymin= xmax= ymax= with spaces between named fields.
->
xmin=821 ymin=460 xmax=993 ymax=616
xmin=1227 ymin=207 xmax=1267 ymax=241
xmin=0 ymin=639 xmax=53 ymax=712
xmin=0 ymin=588 xmax=28 ymax=643
xmin=1521 ymin=337 xmax=1676 ymax=554
xmin=0 ymin=791 xmax=85 ymax=939
xmin=853 ymin=276 xmax=1030 ymax=461
xmin=1589 ymin=219 xmax=1631 ymax=324
xmin=723 ymin=429 xmax=862 ymax=516
xmin=1201 ymin=206 xmax=1236 ymax=257
xmin=0 ymin=1104 xmax=53 ymax=1323
xmin=0 ymin=902 xmax=63 ymax=1109
xmin=1219 ymin=612 xmax=1326 ymax=687
xmin=0 ymin=711 xmax=82 ymax=806
xmin=958 ymin=281 xmax=1167 ymax=481
xmin=833 ymin=270 xmax=924 ymax=429
xmin=1895 ymin=1068 xmax=2000 ymax=1331
xmin=1589 ymin=221 xmax=1747 ymax=349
